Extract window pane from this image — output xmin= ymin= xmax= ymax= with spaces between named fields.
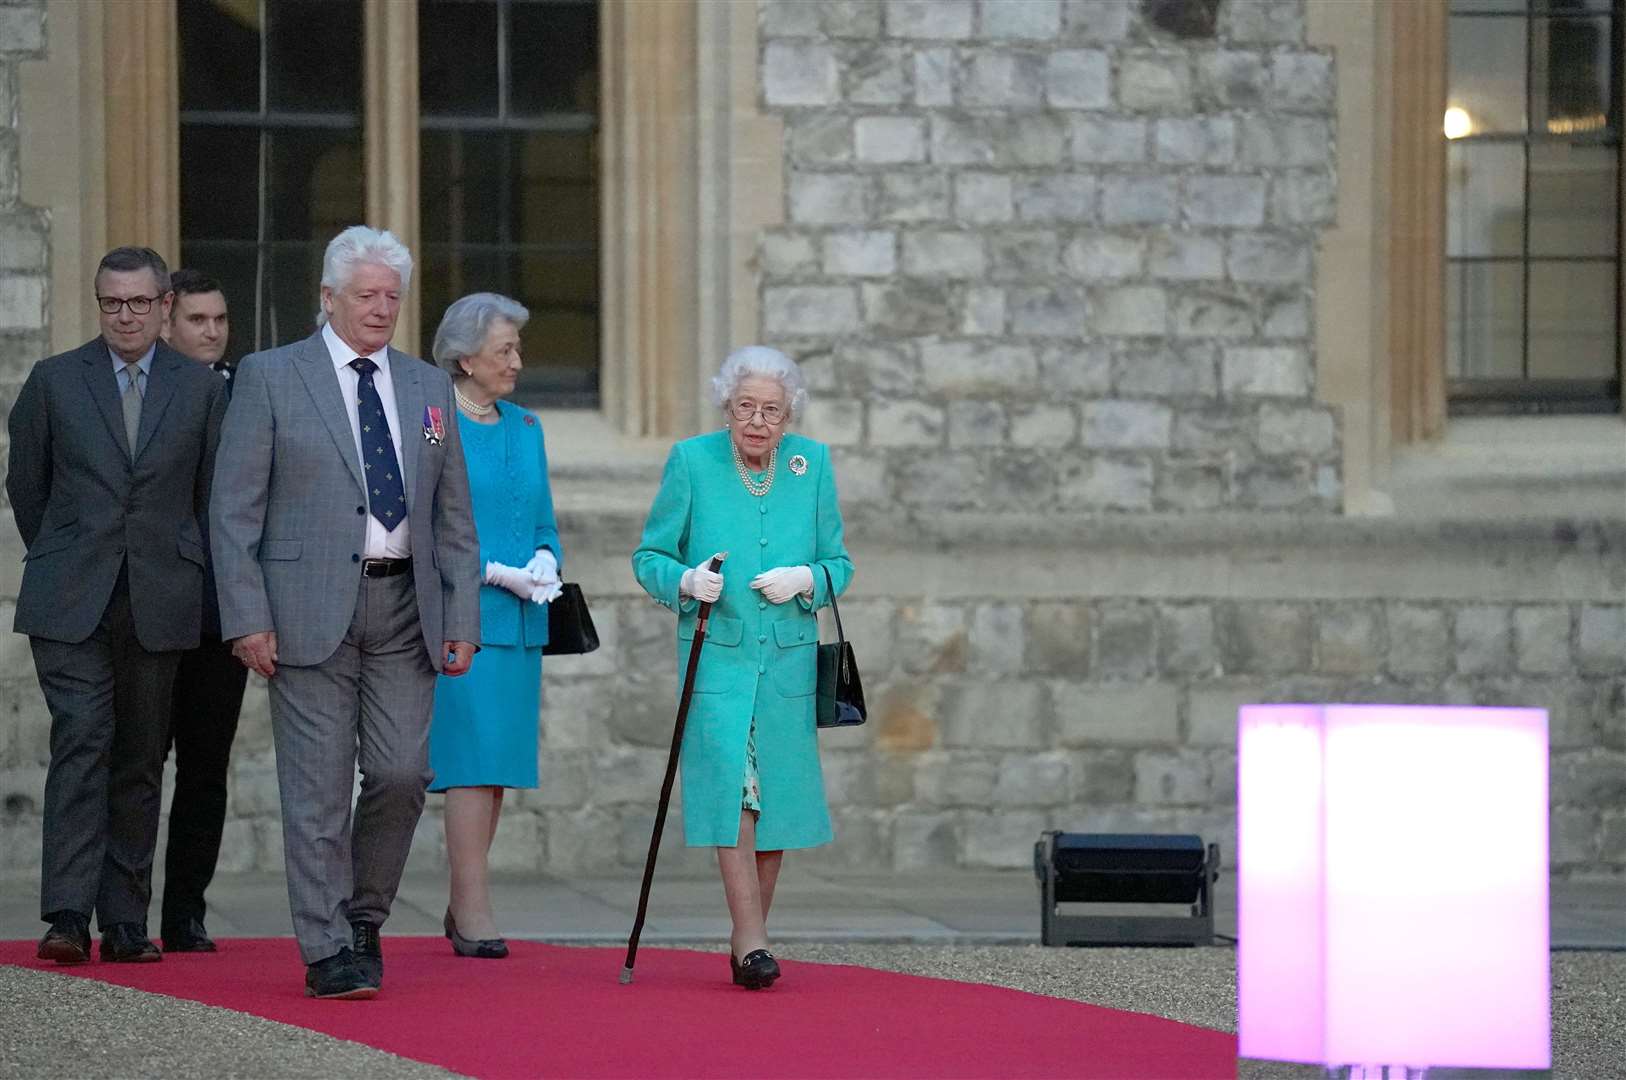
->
xmin=1529 ymin=142 xmax=1619 ymax=256
xmin=266 ymin=1 xmax=361 ymax=115
xmin=517 ymin=248 xmax=600 ymax=402
xmin=1447 ymin=142 xmax=1525 ymax=257
xmin=1448 ymin=261 xmax=1525 ymax=379
xmin=514 ymin=132 xmax=598 ymax=248
xmin=1534 ymin=16 xmax=1614 ymax=135
xmin=421 ymin=249 xmax=512 ymax=349
xmin=422 ymin=131 xmax=507 ymax=245
xmin=420 ymin=0 xmax=500 ymax=117
xmin=179 ymin=0 xmax=259 ymax=112
xmin=511 ymin=0 xmax=599 ymax=117
xmin=1528 ymin=261 xmax=1617 ymax=379
xmin=268 ymin=130 xmax=365 ymax=243
xmin=1448 ymin=15 xmax=1528 ymax=134
xmin=180 ymin=126 xmax=261 ymax=241
xmin=262 ymin=245 xmax=328 ymax=346
xmin=1451 ymin=0 xmax=1527 ymax=12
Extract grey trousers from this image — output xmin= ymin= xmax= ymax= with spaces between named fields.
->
xmin=32 ymin=570 xmax=181 ymax=927
xmin=268 ymin=572 xmax=436 ymax=964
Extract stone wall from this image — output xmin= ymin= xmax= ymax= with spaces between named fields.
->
xmin=0 ymin=0 xmax=51 ymax=876
xmin=1 ymin=0 xmax=1623 ymax=889
xmin=756 ymin=0 xmax=1341 ymax=515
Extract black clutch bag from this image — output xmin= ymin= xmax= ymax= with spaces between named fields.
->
xmin=543 ymin=582 xmax=600 ymax=655
xmin=815 ymin=566 xmax=866 ymax=729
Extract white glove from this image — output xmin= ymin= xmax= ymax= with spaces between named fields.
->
xmin=484 ymin=560 xmax=534 ymax=601
xmin=679 ymin=556 xmax=725 ymax=603
xmin=528 ymin=580 xmax=564 ymax=605
xmin=751 ymin=565 xmax=814 ymax=605
xmin=525 ymin=548 xmax=559 ymax=586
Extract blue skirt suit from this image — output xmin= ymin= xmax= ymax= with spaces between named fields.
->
xmin=632 ymin=430 xmax=853 ymax=850
xmin=429 ymin=401 xmax=560 ymax=791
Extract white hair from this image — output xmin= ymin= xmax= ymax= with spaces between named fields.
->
xmin=316 ymin=226 xmax=414 ymax=326
xmin=432 ymin=292 xmax=530 ymax=375
xmin=710 ymin=345 xmax=809 ymax=420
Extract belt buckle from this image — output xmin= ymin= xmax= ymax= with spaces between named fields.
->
xmin=363 ymin=558 xmax=387 ymax=578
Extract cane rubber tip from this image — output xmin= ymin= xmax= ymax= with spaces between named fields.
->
xmin=619 ymin=967 xmax=634 ymax=984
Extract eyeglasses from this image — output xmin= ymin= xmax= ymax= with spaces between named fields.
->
xmin=730 ymin=401 xmax=787 ymax=426
xmin=97 ymin=295 xmax=165 ymax=315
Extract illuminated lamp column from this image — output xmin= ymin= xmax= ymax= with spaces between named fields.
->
xmin=1238 ymin=705 xmax=1550 ymax=1072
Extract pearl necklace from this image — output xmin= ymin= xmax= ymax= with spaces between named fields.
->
xmin=731 ymin=441 xmax=777 ymax=497
xmin=454 ymin=384 xmax=495 ymax=417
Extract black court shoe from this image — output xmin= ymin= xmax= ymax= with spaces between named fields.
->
xmin=730 ymin=949 xmax=781 ymax=990
xmin=444 ymin=909 xmax=509 ymax=959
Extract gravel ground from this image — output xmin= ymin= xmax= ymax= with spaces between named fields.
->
xmin=4 ymin=946 xmax=1620 ymax=1079
xmin=0 ymin=966 xmax=453 ymax=1080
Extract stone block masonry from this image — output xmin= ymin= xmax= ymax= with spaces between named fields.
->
xmin=759 ymin=0 xmax=1340 ymax=513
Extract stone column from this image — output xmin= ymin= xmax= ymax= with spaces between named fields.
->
xmin=601 ymin=0 xmax=699 ymax=437
xmin=364 ymin=0 xmax=421 ymax=356
xmin=1387 ymin=0 xmax=1448 ymax=443
xmin=102 ymin=0 xmax=179 ymax=262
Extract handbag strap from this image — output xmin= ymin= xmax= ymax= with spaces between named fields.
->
xmin=820 ymin=564 xmax=845 ymax=644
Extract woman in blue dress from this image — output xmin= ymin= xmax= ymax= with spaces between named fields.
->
xmin=427 ymin=293 xmax=561 ymax=959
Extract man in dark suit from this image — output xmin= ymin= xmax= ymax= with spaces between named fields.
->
xmin=156 ymin=269 xmax=248 ymax=953
xmin=7 ymin=247 xmax=228 ymax=964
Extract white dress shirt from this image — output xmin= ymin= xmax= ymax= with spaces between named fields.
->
xmin=323 ymin=322 xmax=411 ymax=559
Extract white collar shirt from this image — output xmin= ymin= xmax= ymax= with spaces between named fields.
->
xmin=323 ymin=322 xmax=410 ymax=559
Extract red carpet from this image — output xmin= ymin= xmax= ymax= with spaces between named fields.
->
xmin=4 ymin=938 xmax=1235 ymax=1078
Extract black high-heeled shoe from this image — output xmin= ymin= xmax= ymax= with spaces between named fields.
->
xmin=730 ymin=948 xmax=781 ymax=990
xmin=444 ymin=909 xmax=509 ymax=959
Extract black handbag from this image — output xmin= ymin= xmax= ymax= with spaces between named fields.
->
xmin=815 ymin=566 xmax=866 ymax=728
xmin=543 ymin=582 xmax=600 ymax=655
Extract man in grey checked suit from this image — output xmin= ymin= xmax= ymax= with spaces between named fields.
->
xmin=210 ymin=227 xmax=480 ymax=999
xmin=7 ymin=246 xmax=227 ymax=965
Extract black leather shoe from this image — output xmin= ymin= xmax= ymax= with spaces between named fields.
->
xmin=162 ymin=916 xmax=218 ymax=953
xmin=730 ymin=948 xmax=781 ymax=990
xmin=305 ymin=948 xmax=376 ymax=1000
xmin=37 ymin=911 xmax=91 ymax=964
xmin=99 ymin=923 xmax=162 ymax=963
xmin=350 ymin=920 xmax=383 ymax=988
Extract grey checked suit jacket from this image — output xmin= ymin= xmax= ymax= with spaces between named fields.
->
xmin=209 ymin=332 xmax=481 ymax=670
xmin=7 ymin=338 xmax=227 ymax=651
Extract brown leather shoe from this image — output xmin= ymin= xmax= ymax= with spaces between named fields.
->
xmin=99 ymin=923 xmax=162 ymax=963
xmin=37 ymin=911 xmax=91 ymax=964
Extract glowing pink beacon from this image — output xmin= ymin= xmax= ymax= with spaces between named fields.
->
xmin=1238 ymin=705 xmax=1550 ymax=1073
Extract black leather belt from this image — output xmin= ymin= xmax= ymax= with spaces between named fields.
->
xmin=361 ymin=557 xmax=412 ymax=578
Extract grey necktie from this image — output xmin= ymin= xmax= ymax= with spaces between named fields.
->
xmin=121 ymin=362 xmax=143 ymax=451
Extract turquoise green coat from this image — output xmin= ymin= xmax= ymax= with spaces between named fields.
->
xmin=632 ymin=430 xmax=853 ymax=849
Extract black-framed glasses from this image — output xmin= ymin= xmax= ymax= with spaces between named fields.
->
xmin=97 ymin=294 xmax=166 ymax=315
xmin=730 ymin=400 xmax=787 ymax=426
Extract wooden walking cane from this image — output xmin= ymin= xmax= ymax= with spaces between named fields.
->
xmin=621 ymin=552 xmax=726 ymax=984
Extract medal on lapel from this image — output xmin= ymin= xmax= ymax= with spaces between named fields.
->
xmin=424 ymin=405 xmax=446 ymax=445
xmin=788 ymin=454 xmax=808 ymax=476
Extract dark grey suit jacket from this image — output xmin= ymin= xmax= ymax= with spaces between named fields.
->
xmin=209 ymin=332 xmax=481 ymax=670
xmin=6 ymin=337 xmax=228 ymax=651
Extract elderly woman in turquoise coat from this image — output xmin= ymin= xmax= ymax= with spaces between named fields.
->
xmin=427 ymin=293 xmax=561 ymax=960
xmin=633 ymin=345 xmax=853 ymax=991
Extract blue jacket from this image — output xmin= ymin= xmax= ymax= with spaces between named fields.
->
xmin=467 ymin=400 xmax=560 ymax=648
xmin=633 ymin=430 xmax=853 ymax=849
